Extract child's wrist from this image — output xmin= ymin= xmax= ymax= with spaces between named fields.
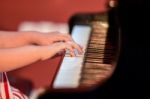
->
xmin=24 ymin=31 xmax=41 ymax=45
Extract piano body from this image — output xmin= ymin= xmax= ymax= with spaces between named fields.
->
xmin=7 ymin=0 xmax=121 ymax=97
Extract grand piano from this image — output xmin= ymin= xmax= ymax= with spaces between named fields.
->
xmin=7 ymin=0 xmax=121 ymax=98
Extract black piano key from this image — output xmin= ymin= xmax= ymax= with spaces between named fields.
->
xmin=84 ymin=64 xmax=112 ymax=70
xmin=84 ymin=63 xmax=112 ymax=67
xmin=85 ymin=57 xmax=113 ymax=61
xmin=80 ymin=79 xmax=98 ymax=86
xmin=87 ymin=49 xmax=113 ymax=53
xmin=81 ymin=73 xmax=107 ymax=80
xmin=85 ymin=61 xmax=103 ymax=64
xmin=86 ymin=53 xmax=113 ymax=57
xmin=85 ymin=60 xmax=111 ymax=64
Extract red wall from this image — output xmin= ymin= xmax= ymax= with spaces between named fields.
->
xmin=0 ymin=0 xmax=108 ymax=30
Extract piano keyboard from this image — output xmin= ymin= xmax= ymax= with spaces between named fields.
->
xmin=53 ymin=25 xmax=92 ymax=88
xmin=53 ymin=16 xmax=115 ymax=88
xmin=80 ymin=21 xmax=114 ymax=87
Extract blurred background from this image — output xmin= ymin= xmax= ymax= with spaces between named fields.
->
xmin=0 ymin=0 xmax=107 ymax=31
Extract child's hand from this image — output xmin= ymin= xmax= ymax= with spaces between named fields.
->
xmin=33 ymin=31 xmax=73 ymax=45
xmin=40 ymin=41 xmax=83 ymax=60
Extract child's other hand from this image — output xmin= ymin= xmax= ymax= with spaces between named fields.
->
xmin=40 ymin=41 xmax=83 ymax=60
xmin=33 ymin=31 xmax=73 ymax=45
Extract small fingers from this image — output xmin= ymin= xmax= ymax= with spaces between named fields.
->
xmin=64 ymin=44 xmax=75 ymax=57
xmin=67 ymin=41 xmax=83 ymax=55
xmin=54 ymin=41 xmax=84 ymax=57
xmin=57 ymin=33 xmax=74 ymax=42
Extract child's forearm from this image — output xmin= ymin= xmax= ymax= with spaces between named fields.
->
xmin=0 ymin=45 xmax=44 ymax=72
xmin=0 ymin=41 xmax=83 ymax=72
xmin=0 ymin=31 xmax=38 ymax=48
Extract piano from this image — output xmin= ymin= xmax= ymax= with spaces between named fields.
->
xmin=7 ymin=0 xmax=121 ymax=97
xmin=52 ymin=0 xmax=120 ymax=91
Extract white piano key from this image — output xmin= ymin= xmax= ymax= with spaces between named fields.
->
xmin=71 ymin=25 xmax=91 ymax=48
xmin=53 ymin=25 xmax=92 ymax=88
xmin=60 ymin=57 xmax=84 ymax=69
xmin=53 ymin=70 xmax=82 ymax=88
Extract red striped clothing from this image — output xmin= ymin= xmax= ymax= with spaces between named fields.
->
xmin=0 ymin=72 xmax=28 ymax=99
